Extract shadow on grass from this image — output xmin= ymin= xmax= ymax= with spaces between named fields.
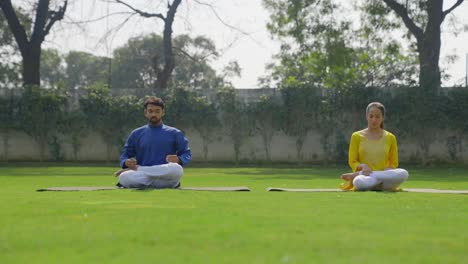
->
xmin=222 ymin=167 xmax=468 ymax=183
xmin=1 ymin=164 xmax=468 ymax=183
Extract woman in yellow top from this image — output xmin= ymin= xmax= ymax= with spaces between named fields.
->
xmin=340 ymin=102 xmax=408 ymax=191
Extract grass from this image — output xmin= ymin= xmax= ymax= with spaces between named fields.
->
xmin=0 ymin=164 xmax=467 ymax=263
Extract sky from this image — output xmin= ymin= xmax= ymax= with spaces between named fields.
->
xmin=44 ymin=0 xmax=468 ymax=88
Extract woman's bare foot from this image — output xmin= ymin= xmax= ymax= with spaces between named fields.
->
xmin=341 ymin=172 xmax=359 ymax=181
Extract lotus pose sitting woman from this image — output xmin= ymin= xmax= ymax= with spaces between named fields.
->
xmin=340 ymin=102 xmax=408 ymax=191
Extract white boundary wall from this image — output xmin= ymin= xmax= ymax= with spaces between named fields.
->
xmin=1 ymin=129 xmax=466 ymax=163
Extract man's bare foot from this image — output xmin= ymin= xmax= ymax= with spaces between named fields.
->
xmin=114 ymin=168 xmax=130 ymax=177
xmin=341 ymin=172 xmax=359 ymax=181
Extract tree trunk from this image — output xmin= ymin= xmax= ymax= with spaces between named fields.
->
xmin=1 ymin=130 xmax=10 ymax=162
xmin=296 ymin=136 xmax=305 ymax=162
xmin=417 ymin=0 xmax=443 ymax=93
xmin=418 ymin=41 xmax=441 ymax=94
xmin=320 ymin=133 xmax=332 ymax=165
xmin=106 ymin=143 xmax=112 ymax=164
xmin=154 ymin=0 xmax=182 ymax=92
xmin=381 ymin=0 xmax=465 ymax=93
xmin=234 ymin=143 xmax=240 ymax=165
xmin=203 ymin=138 xmax=209 ymax=161
xmin=261 ymin=132 xmax=272 ymax=161
xmin=0 ymin=0 xmax=67 ymax=88
xmin=71 ymin=135 xmax=81 ymax=161
xmin=37 ymin=138 xmax=46 ymax=162
xmin=22 ymin=46 xmax=42 ymax=86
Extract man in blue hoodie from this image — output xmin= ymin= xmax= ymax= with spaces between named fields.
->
xmin=115 ymin=96 xmax=192 ymax=188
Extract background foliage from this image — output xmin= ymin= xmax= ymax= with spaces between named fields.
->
xmin=1 ymin=84 xmax=468 ymax=164
xmin=1 ymin=1 xmax=468 ymax=164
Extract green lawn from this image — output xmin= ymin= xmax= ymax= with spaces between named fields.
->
xmin=0 ymin=164 xmax=467 ymax=263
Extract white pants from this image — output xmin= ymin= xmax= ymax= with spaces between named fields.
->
xmin=118 ymin=163 xmax=183 ymax=189
xmin=353 ymin=168 xmax=409 ymax=191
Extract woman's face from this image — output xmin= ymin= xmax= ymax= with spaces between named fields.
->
xmin=366 ymin=106 xmax=384 ymax=129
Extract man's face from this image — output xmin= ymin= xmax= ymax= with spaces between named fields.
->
xmin=144 ymin=104 xmax=164 ymax=125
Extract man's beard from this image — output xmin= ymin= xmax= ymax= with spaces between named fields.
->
xmin=148 ymin=117 xmax=161 ymax=125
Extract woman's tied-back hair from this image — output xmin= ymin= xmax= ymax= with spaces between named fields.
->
xmin=144 ymin=96 xmax=165 ymax=110
xmin=366 ymin=102 xmax=385 ymax=129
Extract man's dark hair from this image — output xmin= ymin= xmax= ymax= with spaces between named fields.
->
xmin=144 ymin=96 xmax=165 ymax=110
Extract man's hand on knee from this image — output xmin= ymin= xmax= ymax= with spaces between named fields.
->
xmin=166 ymin=155 xmax=180 ymax=163
xmin=114 ymin=168 xmax=130 ymax=177
xmin=125 ymin=158 xmax=138 ymax=170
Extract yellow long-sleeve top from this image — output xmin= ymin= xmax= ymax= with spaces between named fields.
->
xmin=348 ymin=130 xmax=399 ymax=172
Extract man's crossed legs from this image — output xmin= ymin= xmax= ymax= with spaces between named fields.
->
xmin=115 ymin=163 xmax=183 ymax=189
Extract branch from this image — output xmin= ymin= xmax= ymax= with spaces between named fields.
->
xmin=0 ymin=0 xmax=30 ymax=53
xmin=94 ymin=12 xmax=138 ymax=51
xmin=114 ymin=0 xmax=165 ymax=20
xmin=442 ymin=0 xmax=464 ymax=20
xmin=43 ymin=1 xmax=68 ymax=39
xmin=155 ymin=0 xmax=182 ymax=89
xmin=173 ymin=46 xmax=198 ymax=62
xmin=30 ymin=0 xmax=68 ymax=45
xmin=192 ymin=0 xmax=250 ymax=35
xmin=382 ymin=0 xmax=424 ymax=40
xmin=192 ymin=0 xmax=267 ymax=49
xmin=31 ymin=0 xmax=50 ymax=43
xmin=173 ymin=45 xmax=217 ymax=62
xmin=63 ymin=11 xmax=135 ymax=25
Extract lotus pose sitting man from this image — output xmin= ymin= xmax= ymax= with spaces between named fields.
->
xmin=115 ymin=96 xmax=191 ymax=188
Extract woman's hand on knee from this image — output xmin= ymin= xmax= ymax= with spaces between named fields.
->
xmin=358 ymin=164 xmax=372 ymax=176
xmin=341 ymin=172 xmax=359 ymax=181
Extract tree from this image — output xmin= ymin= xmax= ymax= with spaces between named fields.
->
xmin=386 ymin=87 xmax=444 ymax=164
xmin=0 ymin=92 xmax=20 ymax=161
xmin=354 ymin=1 xmax=419 ymax=87
xmin=216 ymin=87 xmax=252 ymax=164
xmin=111 ymin=34 xmax=228 ymax=91
xmin=111 ymin=34 xmax=164 ymax=90
xmin=36 ymin=49 xmax=111 ymax=90
xmin=316 ymin=93 xmax=341 ymax=163
xmin=80 ymin=83 xmax=142 ymax=162
xmin=60 ymin=109 xmax=88 ymax=161
xmin=444 ymin=87 xmax=468 ymax=161
xmin=263 ymin=0 xmax=416 ymax=89
xmin=164 ymin=87 xmax=197 ymax=132
xmin=191 ymin=96 xmax=220 ymax=161
xmin=171 ymin=35 xmax=224 ymax=90
xmin=114 ymin=0 xmax=182 ymax=92
xmin=368 ymin=0 xmax=465 ymax=92
xmin=280 ymin=85 xmax=320 ymax=161
xmin=264 ymin=0 xmax=355 ymax=89
xmin=65 ymin=51 xmax=110 ymax=90
xmin=248 ymin=95 xmax=282 ymax=161
xmin=41 ymin=48 xmax=65 ymax=88
xmin=17 ymin=86 xmax=68 ymax=161
xmin=0 ymin=9 xmax=22 ymax=88
xmin=164 ymin=87 xmax=221 ymax=161
xmin=0 ymin=0 xmax=68 ymax=87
